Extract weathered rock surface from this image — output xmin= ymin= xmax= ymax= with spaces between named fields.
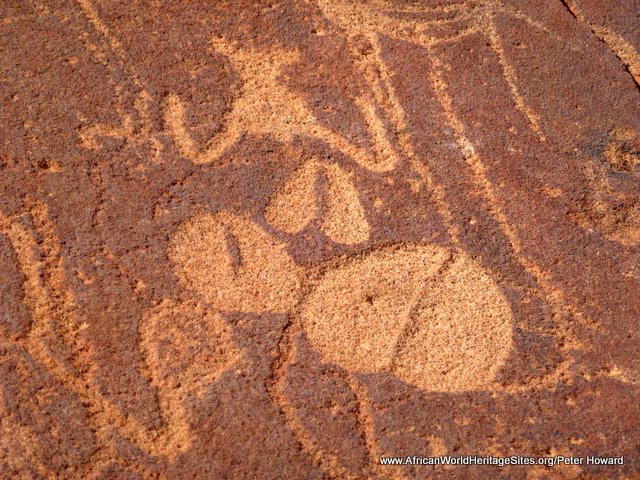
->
xmin=1 ymin=0 xmax=639 ymax=478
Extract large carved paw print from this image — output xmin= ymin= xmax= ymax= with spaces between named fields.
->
xmin=166 ymin=211 xmax=513 ymax=393
xmin=300 ymin=245 xmax=513 ymax=392
xmin=264 ymin=160 xmax=370 ymax=245
xmin=169 ymin=211 xmax=303 ymax=312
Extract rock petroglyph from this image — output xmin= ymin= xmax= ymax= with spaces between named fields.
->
xmin=300 ymin=246 xmax=513 ymax=392
xmin=264 ymin=160 xmax=370 ymax=245
xmin=169 ymin=211 xmax=303 ymax=312
xmin=165 ymin=38 xmax=401 ymax=171
xmin=2 ymin=0 xmax=639 ymax=477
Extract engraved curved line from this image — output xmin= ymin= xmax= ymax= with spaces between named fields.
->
xmin=317 ymin=0 xmax=475 ymax=35
xmin=164 ymin=91 xmax=240 ymax=164
xmin=344 ymin=373 xmax=408 ymax=480
xmin=387 ymin=252 xmax=456 ymax=374
xmin=1 ymin=13 xmax=40 ymax=26
xmin=483 ymin=15 xmax=545 ymax=141
xmin=427 ymin=26 xmax=482 ymax=47
xmin=266 ymin=325 xmax=359 ymax=480
xmin=353 ymin=33 xmax=463 ymax=245
xmin=560 ymin=0 xmax=640 ymax=87
xmin=78 ymin=121 xmax=131 ymax=149
xmin=483 ymin=0 xmax=578 ymax=138
xmin=371 ymin=0 xmax=470 ymax=15
xmin=490 ymin=1 xmax=560 ymax=39
xmin=318 ymin=0 xmax=547 ymax=140
xmin=75 ymin=32 xmax=130 ymax=133
xmin=0 ymin=206 xmax=193 ymax=462
xmin=425 ymin=47 xmax=600 ymax=345
xmin=76 ymin=0 xmax=160 ymax=155
xmin=0 ymin=211 xmax=57 ymax=345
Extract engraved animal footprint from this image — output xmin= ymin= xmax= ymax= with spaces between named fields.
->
xmin=264 ymin=160 xmax=370 ymax=245
xmin=300 ymin=245 xmax=513 ymax=392
xmin=138 ymin=299 xmax=241 ymax=457
xmin=158 ymin=208 xmax=514 ymax=473
xmin=169 ymin=210 xmax=303 ymax=312
xmin=164 ymin=39 xmax=401 ymax=171
xmin=168 ymin=212 xmax=513 ymax=394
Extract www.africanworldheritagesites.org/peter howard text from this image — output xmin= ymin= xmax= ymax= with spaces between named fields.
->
xmin=379 ymin=455 xmax=625 ymax=467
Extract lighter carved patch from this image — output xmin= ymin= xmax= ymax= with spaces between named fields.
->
xmin=300 ymin=246 xmax=513 ymax=392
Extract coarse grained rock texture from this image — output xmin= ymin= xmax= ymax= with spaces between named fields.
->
xmin=1 ymin=0 xmax=639 ymax=479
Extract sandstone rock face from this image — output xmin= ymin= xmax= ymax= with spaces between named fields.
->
xmin=1 ymin=0 xmax=638 ymax=478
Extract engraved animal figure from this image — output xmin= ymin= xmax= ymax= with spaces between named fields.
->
xmin=165 ymin=38 xmax=401 ymax=172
